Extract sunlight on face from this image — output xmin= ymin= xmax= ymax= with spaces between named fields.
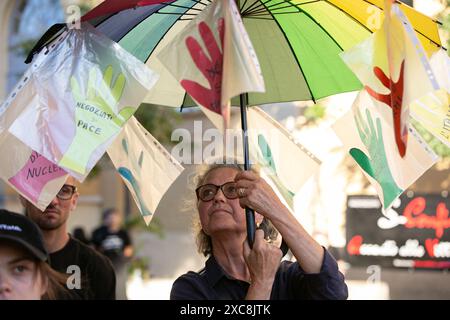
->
xmin=197 ymin=167 xmax=246 ymax=236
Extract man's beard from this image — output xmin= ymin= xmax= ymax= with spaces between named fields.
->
xmin=34 ymin=205 xmax=66 ymax=230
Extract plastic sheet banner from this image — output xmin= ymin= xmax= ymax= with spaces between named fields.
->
xmin=0 ymin=132 xmax=68 ymax=210
xmin=218 ymin=107 xmax=321 ymax=210
xmin=410 ymin=49 xmax=450 ymax=147
xmin=6 ymin=23 xmax=159 ymax=181
xmin=333 ymin=90 xmax=438 ymax=212
xmin=340 ymin=2 xmax=439 ymax=157
xmin=107 ymin=117 xmax=184 ymax=225
xmin=158 ymin=0 xmax=265 ymax=132
xmin=0 ymin=69 xmax=68 ymax=210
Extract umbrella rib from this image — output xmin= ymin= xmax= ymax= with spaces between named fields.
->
xmin=243 ymin=0 xmax=319 ymax=16
xmin=245 ymin=0 xmax=319 ymax=16
xmin=142 ymin=3 xmax=201 ymax=63
xmin=247 ymin=5 xmax=297 ymax=16
xmin=325 ymin=0 xmax=443 ymax=49
xmin=256 ymin=1 xmax=317 ymax=102
xmin=245 ymin=0 xmax=297 ymax=17
xmin=161 ymin=3 xmax=206 ymax=12
xmin=294 ymin=2 xmax=346 ymax=51
xmin=241 ymin=0 xmax=274 ymax=16
xmin=95 ymin=4 xmax=170 ymax=43
xmin=248 ymin=11 xmax=298 ymax=17
xmin=156 ymin=12 xmax=198 ymax=16
xmin=322 ymin=0 xmax=372 ymax=33
xmin=363 ymin=0 xmax=443 ymax=25
xmin=364 ymin=0 xmax=443 ymax=26
xmin=248 ymin=6 xmax=301 ymax=16
xmin=239 ymin=0 xmax=251 ymax=12
xmin=244 ymin=16 xmax=276 ymax=20
xmin=245 ymin=1 xmax=345 ymax=53
xmin=251 ymin=0 xmax=443 ymax=50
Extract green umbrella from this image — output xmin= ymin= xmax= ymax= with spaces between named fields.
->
xmin=26 ymin=0 xmax=443 ymax=106
xmin=88 ymin=0 xmax=442 ymax=107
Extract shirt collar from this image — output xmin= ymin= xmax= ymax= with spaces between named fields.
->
xmin=204 ymin=255 xmax=252 ymax=288
xmin=205 ymin=255 xmax=243 ymax=287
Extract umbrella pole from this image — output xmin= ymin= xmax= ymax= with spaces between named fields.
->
xmin=240 ymin=93 xmax=256 ymax=248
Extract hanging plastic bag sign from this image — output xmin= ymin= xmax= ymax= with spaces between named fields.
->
xmin=8 ymin=150 xmax=68 ymax=206
xmin=8 ymin=23 xmax=159 ymax=181
xmin=0 ymin=131 xmax=68 ymax=210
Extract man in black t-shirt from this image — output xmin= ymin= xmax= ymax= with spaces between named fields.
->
xmin=92 ymin=208 xmax=133 ymax=300
xmin=21 ymin=176 xmax=116 ymax=300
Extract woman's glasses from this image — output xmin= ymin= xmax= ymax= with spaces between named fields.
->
xmin=195 ymin=182 xmax=238 ymax=202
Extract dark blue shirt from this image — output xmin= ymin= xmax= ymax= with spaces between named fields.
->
xmin=170 ymin=248 xmax=348 ymax=300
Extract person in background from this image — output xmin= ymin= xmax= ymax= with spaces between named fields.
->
xmin=91 ymin=208 xmax=133 ymax=300
xmin=0 ymin=209 xmax=68 ymax=300
xmin=20 ymin=176 xmax=116 ymax=300
xmin=171 ymin=162 xmax=348 ymax=300
xmin=72 ymin=227 xmax=90 ymax=246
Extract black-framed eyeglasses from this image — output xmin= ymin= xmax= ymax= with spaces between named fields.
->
xmin=195 ymin=182 xmax=238 ymax=202
xmin=56 ymin=184 xmax=77 ymax=200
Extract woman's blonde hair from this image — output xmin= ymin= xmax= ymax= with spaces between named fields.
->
xmin=187 ymin=160 xmax=279 ymax=257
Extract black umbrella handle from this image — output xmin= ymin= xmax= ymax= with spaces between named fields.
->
xmin=240 ymin=93 xmax=256 ymax=248
xmin=245 ymin=207 xmax=256 ymax=248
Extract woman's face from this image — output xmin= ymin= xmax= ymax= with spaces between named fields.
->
xmin=197 ymin=167 xmax=246 ymax=237
xmin=0 ymin=242 xmax=47 ymax=300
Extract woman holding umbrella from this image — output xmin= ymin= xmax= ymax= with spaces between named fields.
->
xmin=171 ymin=162 xmax=348 ymax=300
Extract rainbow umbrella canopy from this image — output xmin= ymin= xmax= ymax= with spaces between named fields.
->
xmin=80 ymin=0 xmax=443 ymax=108
xmin=27 ymin=0 xmax=443 ymax=107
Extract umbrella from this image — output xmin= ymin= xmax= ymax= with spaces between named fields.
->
xmin=86 ymin=0 xmax=443 ymax=246
xmin=26 ymin=0 xmax=443 ymax=106
xmin=24 ymin=0 xmax=444 ymax=245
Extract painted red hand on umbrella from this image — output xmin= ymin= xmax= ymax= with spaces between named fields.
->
xmin=181 ymin=18 xmax=225 ymax=115
xmin=365 ymin=60 xmax=407 ymax=157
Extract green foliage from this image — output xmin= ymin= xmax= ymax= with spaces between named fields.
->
xmin=134 ymin=104 xmax=182 ymax=145
xmin=125 ymin=215 xmax=165 ymax=279
xmin=10 ymin=39 xmax=37 ymax=57
xmin=127 ymin=256 xmax=151 ymax=279
xmin=303 ymin=104 xmax=326 ymax=124
xmin=124 ymin=215 xmax=165 ymax=238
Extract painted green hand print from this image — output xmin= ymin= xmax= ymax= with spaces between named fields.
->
xmin=118 ymin=138 xmax=152 ymax=217
xmin=59 ymin=66 xmax=135 ymax=174
xmin=349 ymin=108 xmax=403 ymax=209
xmin=257 ymin=134 xmax=295 ymax=209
